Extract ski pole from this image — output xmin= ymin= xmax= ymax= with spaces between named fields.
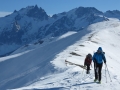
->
xmin=105 ymin=65 xmax=107 ymax=83
xmin=106 ymin=64 xmax=112 ymax=82
xmin=91 ymin=63 xmax=93 ymax=68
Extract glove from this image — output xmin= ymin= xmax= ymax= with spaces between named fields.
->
xmin=104 ymin=60 xmax=106 ymax=64
xmin=93 ymin=60 xmax=96 ymax=63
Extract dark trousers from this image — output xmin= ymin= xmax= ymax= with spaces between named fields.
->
xmin=94 ymin=62 xmax=103 ymax=81
xmin=86 ymin=64 xmax=90 ymax=71
xmin=85 ymin=64 xmax=90 ymax=74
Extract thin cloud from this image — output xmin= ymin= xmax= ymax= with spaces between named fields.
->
xmin=0 ymin=12 xmax=12 ymax=17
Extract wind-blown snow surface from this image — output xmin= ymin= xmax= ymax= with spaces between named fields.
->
xmin=0 ymin=18 xmax=120 ymax=90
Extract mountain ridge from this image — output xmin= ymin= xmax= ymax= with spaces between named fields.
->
xmin=0 ymin=5 xmax=120 ymax=56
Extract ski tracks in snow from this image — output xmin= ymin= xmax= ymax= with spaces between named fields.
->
xmin=13 ymin=66 xmax=120 ymax=90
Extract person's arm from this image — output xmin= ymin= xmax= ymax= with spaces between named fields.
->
xmin=84 ymin=57 xmax=86 ymax=66
xmin=102 ymin=54 xmax=106 ymax=64
xmin=92 ymin=53 xmax=95 ymax=62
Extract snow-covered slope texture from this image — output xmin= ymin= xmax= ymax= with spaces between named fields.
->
xmin=0 ymin=18 xmax=120 ymax=90
xmin=0 ymin=6 xmax=108 ymax=56
xmin=0 ymin=25 xmax=91 ymax=90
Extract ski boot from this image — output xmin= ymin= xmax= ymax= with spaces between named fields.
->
xmin=86 ymin=70 xmax=90 ymax=74
xmin=94 ymin=79 xmax=98 ymax=82
xmin=98 ymin=81 xmax=101 ymax=84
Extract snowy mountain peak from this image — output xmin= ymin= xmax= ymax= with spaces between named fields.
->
xmin=75 ymin=7 xmax=103 ymax=18
xmin=12 ymin=5 xmax=49 ymax=20
xmin=104 ymin=10 xmax=120 ymax=18
xmin=106 ymin=10 xmax=120 ymax=14
xmin=27 ymin=5 xmax=49 ymax=20
xmin=13 ymin=10 xmax=17 ymax=13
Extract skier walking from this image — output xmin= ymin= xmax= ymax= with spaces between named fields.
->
xmin=93 ymin=47 xmax=106 ymax=84
xmin=84 ymin=53 xmax=92 ymax=74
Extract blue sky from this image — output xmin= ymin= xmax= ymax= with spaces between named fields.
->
xmin=0 ymin=0 xmax=120 ymax=17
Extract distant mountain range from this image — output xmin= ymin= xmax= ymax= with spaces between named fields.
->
xmin=0 ymin=5 xmax=120 ymax=56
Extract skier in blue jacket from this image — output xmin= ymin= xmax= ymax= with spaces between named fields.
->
xmin=93 ymin=47 xmax=106 ymax=83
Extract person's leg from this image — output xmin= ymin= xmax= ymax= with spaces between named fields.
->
xmin=86 ymin=64 xmax=90 ymax=74
xmin=87 ymin=64 xmax=90 ymax=70
xmin=94 ymin=62 xmax=98 ymax=80
xmin=98 ymin=63 xmax=103 ymax=81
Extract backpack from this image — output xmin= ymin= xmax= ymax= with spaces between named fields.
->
xmin=87 ymin=54 xmax=92 ymax=59
xmin=84 ymin=53 xmax=92 ymax=65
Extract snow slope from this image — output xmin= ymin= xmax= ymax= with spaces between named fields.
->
xmin=0 ymin=18 xmax=120 ymax=90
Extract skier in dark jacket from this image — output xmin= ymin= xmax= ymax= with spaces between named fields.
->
xmin=93 ymin=47 xmax=106 ymax=83
xmin=84 ymin=54 xmax=92 ymax=74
